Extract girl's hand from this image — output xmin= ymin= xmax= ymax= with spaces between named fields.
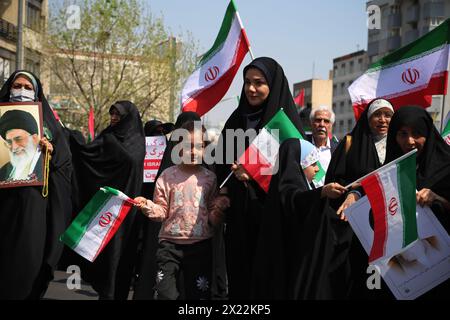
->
xmin=133 ymin=196 xmax=148 ymax=210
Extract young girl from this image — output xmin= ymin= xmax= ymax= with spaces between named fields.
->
xmin=134 ymin=120 xmax=229 ymax=300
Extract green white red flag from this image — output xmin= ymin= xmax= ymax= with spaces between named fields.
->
xmin=181 ymin=0 xmax=251 ymax=116
xmin=360 ymin=150 xmax=418 ymax=263
xmin=349 ymin=19 xmax=450 ymax=120
xmin=239 ymin=109 xmax=326 ymax=192
xmin=442 ymin=112 xmax=450 ymax=145
xmin=60 ymin=186 xmax=136 ymax=262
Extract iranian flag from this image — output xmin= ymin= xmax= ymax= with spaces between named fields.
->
xmin=60 ymin=187 xmax=136 ymax=262
xmin=349 ymin=18 xmax=450 ymax=120
xmin=360 ymin=150 xmax=418 ymax=263
xmin=181 ymin=0 xmax=251 ymax=117
xmin=443 ymin=113 xmax=450 ymax=145
xmin=239 ymin=109 xmax=326 ymax=192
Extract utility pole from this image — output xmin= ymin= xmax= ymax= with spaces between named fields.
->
xmin=16 ymin=0 xmax=24 ymax=70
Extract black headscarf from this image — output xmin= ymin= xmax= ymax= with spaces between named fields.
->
xmin=144 ymin=120 xmax=174 ymax=136
xmin=216 ymin=57 xmax=305 ymax=183
xmin=0 ymin=70 xmax=72 ymax=299
xmin=326 ymin=104 xmax=381 ymax=188
xmin=385 ymin=106 xmax=450 ymax=194
xmin=251 ymin=138 xmax=335 ymax=299
xmin=67 ymin=100 xmax=145 ymax=299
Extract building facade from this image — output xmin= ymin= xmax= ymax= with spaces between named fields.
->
xmin=332 ymin=50 xmax=369 ymax=139
xmin=0 ymin=0 xmax=48 ymax=90
xmin=293 ymin=78 xmax=333 ymax=131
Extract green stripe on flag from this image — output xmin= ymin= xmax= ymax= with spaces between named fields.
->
xmin=200 ymin=0 xmax=237 ymax=65
xmin=369 ymin=18 xmax=450 ymax=72
xmin=397 ymin=152 xmax=418 ymax=247
xmin=265 ymin=109 xmax=304 ymax=142
xmin=314 ymin=162 xmax=326 ymax=182
xmin=443 ymin=116 xmax=450 ymax=137
xmin=102 ymin=186 xmax=120 ymax=197
xmin=60 ymin=191 xmax=112 ymax=249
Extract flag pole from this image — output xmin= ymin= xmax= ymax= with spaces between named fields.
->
xmin=234 ymin=3 xmax=254 ymax=61
xmin=219 ymin=171 xmax=233 ymax=189
xmin=440 ymin=56 xmax=450 ymax=132
xmin=344 ymin=149 xmax=417 ymax=189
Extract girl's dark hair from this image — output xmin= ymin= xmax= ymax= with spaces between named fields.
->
xmin=179 ymin=120 xmax=206 ymax=133
xmin=177 ymin=120 xmax=210 ymax=147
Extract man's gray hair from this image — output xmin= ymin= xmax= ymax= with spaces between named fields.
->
xmin=310 ymin=105 xmax=335 ymax=124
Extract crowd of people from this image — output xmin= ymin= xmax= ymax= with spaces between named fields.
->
xmin=0 ymin=57 xmax=449 ymax=300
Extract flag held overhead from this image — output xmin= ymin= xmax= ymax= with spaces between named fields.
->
xmin=181 ymin=0 xmax=251 ymax=116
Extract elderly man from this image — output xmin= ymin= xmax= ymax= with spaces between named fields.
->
xmin=308 ymin=105 xmax=338 ymax=172
xmin=0 ymin=109 xmax=43 ymax=181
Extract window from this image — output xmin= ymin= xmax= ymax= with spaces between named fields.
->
xmin=340 ymin=101 xmax=345 ymax=113
xmin=25 ymin=59 xmax=40 ymax=77
xmin=26 ymin=1 xmax=43 ymax=32
xmin=347 ymin=119 xmax=353 ymax=131
xmin=340 ymin=63 xmax=346 ymax=76
xmin=340 ymin=83 xmax=345 ymax=95
xmin=333 ymin=84 xmax=337 ymax=96
xmin=349 ymin=61 xmax=354 ymax=74
xmin=0 ymin=57 xmax=11 ymax=86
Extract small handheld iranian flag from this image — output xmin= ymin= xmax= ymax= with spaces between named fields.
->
xmin=360 ymin=150 xmax=418 ymax=263
xmin=239 ymin=109 xmax=326 ymax=192
xmin=181 ymin=0 xmax=251 ymax=116
xmin=349 ymin=18 xmax=450 ymax=120
xmin=60 ymin=186 xmax=136 ymax=262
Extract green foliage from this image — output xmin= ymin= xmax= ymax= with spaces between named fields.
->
xmin=46 ymin=0 xmax=198 ymax=132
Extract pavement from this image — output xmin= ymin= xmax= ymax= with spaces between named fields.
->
xmin=43 ymin=271 xmax=135 ymax=300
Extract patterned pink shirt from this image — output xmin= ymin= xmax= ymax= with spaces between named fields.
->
xmin=142 ymin=165 xmax=222 ymax=244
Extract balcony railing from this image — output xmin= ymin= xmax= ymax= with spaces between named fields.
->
xmin=0 ymin=18 xmax=17 ymax=42
xmin=405 ymin=5 xmax=419 ymax=23
xmin=423 ymin=1 xmax=445 ymax=19
xmin=388 ymin=13 xmax=401 ymax=28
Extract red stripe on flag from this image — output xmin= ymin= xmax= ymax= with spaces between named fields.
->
xmin=361 ymin=173 xmax=388 ymax=262
xmin=239 ymin=144 xmax=272 ymax=192
xmin=182 ymin=35 xmax=249 ymax=117
xmin=352 ymin=71 xmax=448 ymax=120
xmin=93 ymin=201 xmax=133 ymax=260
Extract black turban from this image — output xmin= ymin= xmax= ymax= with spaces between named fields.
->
xmin=0 ymin=109 xmax=38 ymax=140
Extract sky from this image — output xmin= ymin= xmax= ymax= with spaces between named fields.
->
xmin=147 ymin=0 xmax=369 ymax=127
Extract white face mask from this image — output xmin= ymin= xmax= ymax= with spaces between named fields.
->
xmin=10 ymin=88 xmax=36 ymax=102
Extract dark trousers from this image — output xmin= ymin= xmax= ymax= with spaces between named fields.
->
xmin=155 ymin=239 xmax=212 ymax=300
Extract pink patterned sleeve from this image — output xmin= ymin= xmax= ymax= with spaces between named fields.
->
xmin=207 ymin=176 xmax=223 ymax=226
xmin=142 ymin=176 xmax=169 ymax=222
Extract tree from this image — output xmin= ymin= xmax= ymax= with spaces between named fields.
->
xmin=46 ymin=0 xmax=198 ymax=132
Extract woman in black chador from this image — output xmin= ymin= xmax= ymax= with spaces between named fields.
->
xmin=0 ymin=70 xmax=72 ymax=299
xmin=68 ymin=101 xmax=145 ymax=299
xmin=215 ymin=57 xmax=305 ymax=299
